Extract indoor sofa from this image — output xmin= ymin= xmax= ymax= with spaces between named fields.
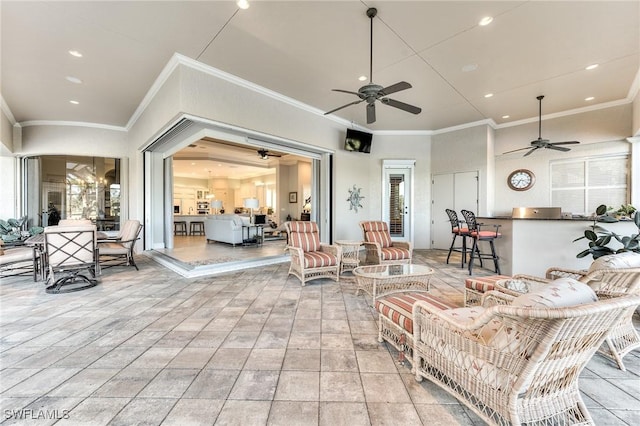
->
xmin=204 ymin=214 xmax=256 ymax=246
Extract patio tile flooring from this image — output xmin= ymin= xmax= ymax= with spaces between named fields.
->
xmin=0 ymin=249 xmax=638 ymax=425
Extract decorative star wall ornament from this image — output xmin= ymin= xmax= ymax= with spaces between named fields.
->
xmin=347 ymin=185 xmax=364 ymax=212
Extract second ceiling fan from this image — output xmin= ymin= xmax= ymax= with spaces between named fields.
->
xmin=503 ymin=95 xmax=580 ymax=157
xmin=324 ymin=8 xmax=421 ymax=124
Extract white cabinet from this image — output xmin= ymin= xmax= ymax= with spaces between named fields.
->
xmin=196 ymin=189 xmax=209 ymax=200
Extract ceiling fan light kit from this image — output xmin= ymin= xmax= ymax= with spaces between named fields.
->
xmin=503 ymin=95 xmax=580 ymax=157
xmin=324 ymin=8 xmax=421 ymax=124
xmin=257 ymin=149 xmax=281 ymax=160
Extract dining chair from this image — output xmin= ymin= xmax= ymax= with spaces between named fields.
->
xmin=43 ymin=224 xmax=99 ymax=293
xmin=97 ymin=220 xmax=143 ymax=270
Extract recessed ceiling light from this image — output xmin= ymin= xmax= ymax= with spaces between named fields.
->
xmin=358 ymin=75 xmax=367 ymax=81
xmin=191 ymin=162 xmax=196 ymax=166
xmin=236 ymin=0 xmax=249 ymax=10
xmin=585 ymin=64 xmax=599 ymax=70
xmin=69 ymin=100 xmax=79 ymax=105
xmin=65 ymin=76 xmax=83 ymax=84
xmin=502 ymin=115 xmax=510 ymax=119
xmin=479 ymin=16 xmax=493 ymax=26
xmin=585 ymin=96 xmax=595 ymax=101
xmin=461 ymin=64 xmax=478 ymax=72
xmin=484 ymin=93 xmax=494 ymax=98
xmin=68 ymin=50 xmax=83 ymax=58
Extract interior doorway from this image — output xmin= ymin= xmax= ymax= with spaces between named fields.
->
xmin=142 ymin=117 xmax=333 ymax=272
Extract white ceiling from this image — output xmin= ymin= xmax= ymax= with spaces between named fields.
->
xmin=172 ymin=138 xmax=306 ymax=180
xmin=2 ymin=1 xmax=639 ymax=132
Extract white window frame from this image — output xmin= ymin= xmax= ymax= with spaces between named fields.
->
xmin=550 ymin=154 xmax=629 ymax=215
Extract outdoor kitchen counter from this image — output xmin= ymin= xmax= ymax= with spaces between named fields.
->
xmin=474 ymin=216 xmax=636 ymax=276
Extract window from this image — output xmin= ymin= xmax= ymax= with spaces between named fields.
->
xmin=551 ymin=155 xmax=629 ymax=215
xmin=24 ymin=155 xmax=121 ymax=230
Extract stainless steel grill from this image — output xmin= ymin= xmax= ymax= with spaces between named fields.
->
xmin=511 ymin=207 xmax=561 ymax=219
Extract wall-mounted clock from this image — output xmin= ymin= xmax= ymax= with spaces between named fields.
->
xmin=507 ymin=169 xmax=535 ymax=191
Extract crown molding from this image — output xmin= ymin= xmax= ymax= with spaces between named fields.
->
xmin=495 ymin=98 xmax=632 ymax=129
xmin=1 ymin=96 xmax=16 ymax=126
xmin=19 ymin=120 xmax=126 ymax=132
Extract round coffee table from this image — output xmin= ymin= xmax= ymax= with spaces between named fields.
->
xmin=353 ymin=263 xmax=434 ymax=304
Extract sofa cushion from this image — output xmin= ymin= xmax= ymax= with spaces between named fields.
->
xmin=587 ymin=251 xmax=640 ymax=273
xmin=465 ymin=275 xmax=512 ymax=293
xmin=381 ymin=247 xmax=410 ymax=261
xmin=512 ymin=277 xmax=597 ymax=308
xmin=303 ymin=251 xmax=337 ymax=268
xmin=375 ymin=292 xmax=456 ymax=334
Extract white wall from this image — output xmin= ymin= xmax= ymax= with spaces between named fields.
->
xmin=1 ymin=109 xmax=13 ymax=154
xmin=494 ymin=105 xmax=632 ymax=216
xmin=633 ymin=90 xmax=640 ymax=136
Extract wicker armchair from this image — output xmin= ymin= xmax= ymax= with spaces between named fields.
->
xmin=284 ymin=221 xmax=341 ymax=286
xmin=359 ymin=221 xmax=412 ymax=265
xmin=412 ymin=292 xmax=640 ymax=426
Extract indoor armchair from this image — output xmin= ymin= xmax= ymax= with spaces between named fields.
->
xmin=285 ymin=221 xmax=341 ymax=286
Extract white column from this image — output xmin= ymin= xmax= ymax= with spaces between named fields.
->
xmin=627 ymin=137 xmax=640 ymax=207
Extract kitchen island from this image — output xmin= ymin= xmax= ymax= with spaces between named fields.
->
xmin=477 ymin=216 xmax=637 ymax=276
xmin=173 ymin=214 xmax=209 ymax=235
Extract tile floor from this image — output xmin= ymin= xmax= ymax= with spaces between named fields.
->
xmin=0 ymin=250 xmax=639 ymax=425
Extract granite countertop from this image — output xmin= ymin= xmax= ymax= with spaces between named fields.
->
xmin=477 ymin=216 xmax=594 ymax=221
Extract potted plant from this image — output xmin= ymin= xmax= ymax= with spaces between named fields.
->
xmin=575 ymin=204 xmax=640 ymax=259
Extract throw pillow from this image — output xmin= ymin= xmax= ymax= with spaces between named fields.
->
xmin=512 ymin=277 xmax=597 ymax=308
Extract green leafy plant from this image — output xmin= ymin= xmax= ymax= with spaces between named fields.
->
xmin=614 ymin=203 xmax=636 ymax=218
xmin=575 ymin=204 xmax=640 ymax=259
xmin=0 ymin=216 xmax=44 ymax=243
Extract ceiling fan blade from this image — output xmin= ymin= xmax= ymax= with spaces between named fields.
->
xmin=502 ymin=146 xmax=533 ymax=155
xmin=380 ymin=98 xmax=421 ymax=114
xmin=523 ymin=147 xmax=540 ymax=157
xmin=549 ymin=141 xmax=580 ymax=145
xmin=367 ymin=103 xmax=376 ymax=124
xmin=332 ymin=89 xmax=362 ymax=96
xmin=380 ymin=81 xmax=411 ymax=96
xmin=547 ymin=145 xmax=571 ymax=152
xmin=324 ymin=99 xmax=364 ymax=115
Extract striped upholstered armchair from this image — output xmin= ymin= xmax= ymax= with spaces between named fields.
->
xmin=284 ymin=221 xmax=341 ymax=286
xmin=359 ymin=221 xmax=412 ymax=265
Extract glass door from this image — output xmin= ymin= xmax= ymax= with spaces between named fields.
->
xmin=382 ymin=160 xmax=414 ymax=242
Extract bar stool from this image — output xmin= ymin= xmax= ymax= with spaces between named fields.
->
xmin=460 ymin=210 xmax=501 ymax=275
xmin=445 ymin=209 xmax=470 ymax=268
xmin=173 ymin=221 xmax=187 ymax=236
xmin=189 ymin=221 xmax=205 ymax=236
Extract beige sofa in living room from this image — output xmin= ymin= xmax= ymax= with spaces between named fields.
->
xmin=204 ymin=214 xmax=257 ymax=246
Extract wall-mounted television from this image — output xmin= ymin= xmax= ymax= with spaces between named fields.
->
xmin=344 ymin=129 xmax=373 ymax=153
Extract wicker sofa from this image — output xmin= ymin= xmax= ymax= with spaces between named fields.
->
xmin=412 ymin=284 xmax=640 ymax=426
xmin=463 ymin=252 xmax=640 ymax=370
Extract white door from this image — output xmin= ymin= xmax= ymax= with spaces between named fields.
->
xmin=382 ymin=160 xmax=414 ymax=242
xmin=431 ymin=171 xmax=478 ymax=249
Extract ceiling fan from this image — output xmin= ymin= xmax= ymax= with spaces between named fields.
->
xmin=503 ymin=95 xmax=580 ymax=157
xmin=257 ymin=149 xmax=282 ymax=160
xmin=324 ymin=7 xmax=421 ymax=124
